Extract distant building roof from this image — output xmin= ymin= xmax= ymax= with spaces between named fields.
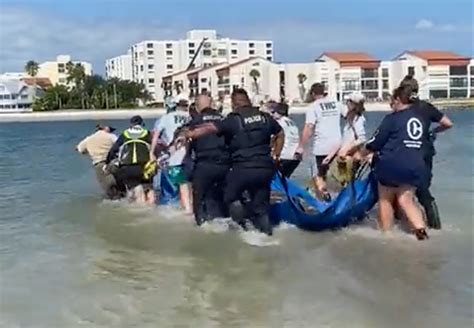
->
xmin=187 ymin=63 xmax=227 ymax=78
xmin=215 ymin=57 xmax=268 ymax=74
xmin=21 ymin=77 xmax=53 ymax=90
xmin=402 ymin=50 xmax=470 ymax=66
xmin=318 ymin=52 xmax=380 ymax=68
xmin=0 ymin=78 xmax=29 ymax=94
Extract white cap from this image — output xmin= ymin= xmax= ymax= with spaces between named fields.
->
xmin=175 ymin=93 xmax=189 ymax=103
xmin=347 ymin=93 xmax=365 ymax=103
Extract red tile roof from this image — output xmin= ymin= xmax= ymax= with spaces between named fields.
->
xmin=405 ymin=50 xmax=470 ymax=65
xmin=21 ymin=77 xmax=53 ymax=89
xmin=319 ymin=52 xmax=380 ymax=68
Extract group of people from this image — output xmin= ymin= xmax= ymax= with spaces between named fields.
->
xmin=76 ymin=75 xmax=452 ymax=240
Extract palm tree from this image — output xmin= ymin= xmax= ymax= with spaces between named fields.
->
xmin=66 ymin=62 xmax=86 ymax=108
xmin=249 ymin=69 xmax=260 ymax=95
xmin=297 ymin=73 xmax=307 ymax=102
xmin=25 ymin=60 xmax=39 ymax=77
xmin=25 ymin=60 xmax=40 ymax=100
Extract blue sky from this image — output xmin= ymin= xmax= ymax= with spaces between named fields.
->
xmin=0 ymin=0 xmax=472 ymax=75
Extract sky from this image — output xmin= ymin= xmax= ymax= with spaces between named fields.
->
xmin=0 ymin=0 xmax=472 ymax=75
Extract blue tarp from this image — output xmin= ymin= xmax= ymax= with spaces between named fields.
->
xmin=158 ymin=170 xmax=378 ymax=231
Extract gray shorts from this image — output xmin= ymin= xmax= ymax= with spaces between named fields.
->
xmin=94 ymin=162 xmax=118 ymax=196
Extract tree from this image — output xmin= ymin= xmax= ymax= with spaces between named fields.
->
xmin=66 ymin=62 xmax=87 ymax=108
xmin=25 ymin=60 xmax=39 ymax=77
xmin=249 ymin=69 xmax=261 ymax=95
xmin=297 ymin=73 xmax=307 ymax=102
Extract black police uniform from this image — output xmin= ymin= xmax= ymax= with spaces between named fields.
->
xmin=189 ymin=107 xmax=231 ymax=225
xmin=411 ymin=100 xmax=444 ymax=229
xmin=215 ymin=106 xmax=282 ymax=235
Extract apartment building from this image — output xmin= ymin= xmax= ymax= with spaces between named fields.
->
xmin=126 ymin=29 xmax=273 ymax=101
xmin=392 ymin=51 xmax=472 ymax=99
xmin=105 ymin=51 xmax=132 ymax=81
xmin=37 ymin=55 xmax=92 ymax=86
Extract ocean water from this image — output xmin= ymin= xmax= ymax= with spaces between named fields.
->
xmin=0 ymin=111 xmax=472 ymax=328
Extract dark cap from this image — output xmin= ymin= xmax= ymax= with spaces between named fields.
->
xmin=310 ymin=82 xmax=326 ymax=96
xmin=271 ymin=103 xmax=289 ymax=116
xmin=130 ymin=115 xmax=144 ymax=126
xmin=96 ymin=124 xmax=116 ymax=132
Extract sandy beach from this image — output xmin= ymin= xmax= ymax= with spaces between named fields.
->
xmin=0 ymin=103 xmax=393 ymax=123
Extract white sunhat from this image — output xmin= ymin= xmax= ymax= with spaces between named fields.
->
xmin=347 ymin=93 xmax=365 ymax=103
xmin=175 ymin=93 xmax=189 ymax=103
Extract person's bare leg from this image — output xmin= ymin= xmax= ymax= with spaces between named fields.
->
xmin=396 ymin=186 xmax=426 ymax=230
xmin=377 ymin=183 xmax=396 ymax=231
xmin=180 ymin=183 xmax=193 ymax=214
xmin=145 ymin=189 xmax=156 ymax=206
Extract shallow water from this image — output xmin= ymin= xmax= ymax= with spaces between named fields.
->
xmin=0 ymin=111 xmax=472 ymax=327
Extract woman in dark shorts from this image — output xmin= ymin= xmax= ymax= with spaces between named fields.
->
xmin=364 ymin=86 xmax=429 ymax=240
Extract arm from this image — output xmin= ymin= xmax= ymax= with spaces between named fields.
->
xmin=432 ymin=115 xmax=453 ymax=134
xmin=365 ymin=115 xmax=392 ymax=153
xmin=296 ymin=123 xmax=314 ymax=154
xmin=186 ymin=123 xmax=218 ymax=139
xmin=76 ymin=136 xmax=89 ymax=154
xmin=106 ymin=135 xmax=124 ymax=164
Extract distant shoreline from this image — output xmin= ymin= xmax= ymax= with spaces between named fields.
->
xmin=0 ymin=100 xmax=471 ymax=123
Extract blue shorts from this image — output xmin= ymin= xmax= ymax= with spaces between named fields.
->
xmin=375 ymin=160 xmax=427 ymax=189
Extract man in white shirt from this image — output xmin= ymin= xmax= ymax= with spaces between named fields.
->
xmin=270 ymin=103 xmax=301 ymax=177
xmin=76 ymin=124 xmax=121 ymax=199
xmin=295 ymin=83 xmax=344 ymax=201
xmin=150 ymin=94 xmax=192 ymax=211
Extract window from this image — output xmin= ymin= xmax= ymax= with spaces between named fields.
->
xmin=148 ymin=78 xmax=155 ymax=84
xmin=21 ymin=94 xmax=28 ymax=99
xmin=203 ymin=49 xmax=212 ymax=56
xmin=450 ymin=77 xmax=468 ymax=88
xmin=201 ymin=78 xmax=207 ymax=83
xmin=343 ymin=80 xmax=358 ymax=91
xmin=188 ymin=42 xmax=195 ymax=48
xmin=231 ymin=49 xmax=237 ymax=55
xmin=429 ymin=89 xmax=448 ymax=99
xmin=147 ymin=50 xmax=154 ymax=55
xmin=471 ymin=78 xmax=474 ymax=87
xmin=362 ymin=91 xmax=379 ymax=100
xmin=189 ymin=49 xmax=195 ymax=55
xmin=249 ymin=50 xmax=255 ymax=55
xmin=266 ymin=43 xmax=272 ymax=48
xmin=11 ymin=94 xmax=17 ymax=100
xmin=266 ymin=56 xmax=272 ymax=61
xmin=58 ymin=68 xmax=65 ymax=73
xmin=148 ymin=64 xmax=154 ymax=70
xmin=361 ymin=68 xmax=378 ymax=78
xmin=249 ymin=42 xmax=255 ymax=48
xmin=266 ymin=49 xmax=272 ymax=55
xmin=382 ymin=80 xmax=389 ymax=90
xmin=361 ymin=80 xmax=378 ymax=90
xmin=382 ymin=68 xmax=389 ymax=78
xmin=470 ymin=66 xmax=474 ymax=75
xmin=408 ymin=66 xmax=415 ymax=76
xmin=166 ymin=64 xmax=173 ymax=69
xmin=450 ymin=89 xmax=468 ymax=98
xmin=147 ymin=43 xmax=153 ymax=48
xmin=218 ymin=49 xmax=227 ymax=56
xmin=449 ymin=65 xmax=467 ymax=75
xmin=166 ymin=43 xmax=172 ymax=48
xmin=166 ymin=50 xmax=173 ymax=56
xmin=4 ymin=94 xmax=10 ymax=99
xmin=140 ymin=65 xmax=144 ymax=72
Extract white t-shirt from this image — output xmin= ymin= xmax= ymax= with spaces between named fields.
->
xmin=305 ymin=97 xmax=344 ymax=156
xmin=277 ymin=116 xmax=300 ymax=160
xmin=154 ymin=111 xmax=190 ymax=165
xmin=342 ymin=115 xmax=367 ymax=146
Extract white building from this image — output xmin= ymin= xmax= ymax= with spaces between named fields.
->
xmin=123 ymin=29 xmax=273 ymax=101
xmin=105 ymin=51 xmax=132 ymax=81
xmin=37 ymin=55 xmax=93 ymax=86
xmin=392 ymin=51 xmax=472 ymax=99
xmin=0 ymin=77 xmax=44 ymax=112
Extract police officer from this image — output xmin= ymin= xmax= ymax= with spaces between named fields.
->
xmin=106 ymin=115 xmax=155 ymax=205
xmin=187 ymin=93 xmax=230 ymax=225
xmin=399 ymin=76 xmax=453 ymax=229
xmin=183 ymin=88 xmax=284 ymax=235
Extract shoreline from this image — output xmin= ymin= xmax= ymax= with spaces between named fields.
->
xmin=0 ymin=100 xmax=471 ymax=123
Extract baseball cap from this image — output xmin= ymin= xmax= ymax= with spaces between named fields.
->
xmin=271 ymin=103 xmax=289 ymax=116
xmin=96 ymin=123 xmax=116 ymax=132
xmin=130 ymin=115 xmax=144 ymax=126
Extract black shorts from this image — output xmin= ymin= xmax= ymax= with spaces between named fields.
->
xmin=314 ymin=155 xmax=330 ymax=178
xmin=115 ymin=165 xmax=149 ymax=190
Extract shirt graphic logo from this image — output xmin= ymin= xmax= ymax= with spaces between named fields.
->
xmin=407 ymin=118 xmax=423 ymax=140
